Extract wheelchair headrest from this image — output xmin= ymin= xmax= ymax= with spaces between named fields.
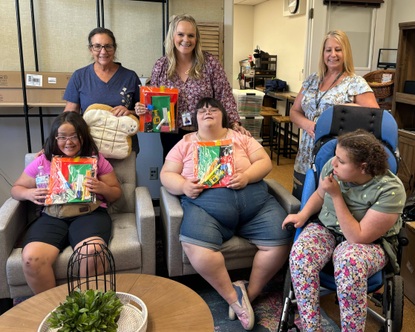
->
xmin=313 ymin=105 xmax=399 ymax=175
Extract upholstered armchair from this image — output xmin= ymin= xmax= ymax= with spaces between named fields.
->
xmin=159 ymin=179 xmax=300 ymax=277
xmin=0 ymin=152 xmax=156 ymax=313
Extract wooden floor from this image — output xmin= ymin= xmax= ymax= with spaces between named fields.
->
xmin=264 ymin=148 xmax=415 ymax=331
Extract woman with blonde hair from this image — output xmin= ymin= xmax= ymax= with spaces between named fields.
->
xmin=289 ymin=30 xmax=379 ymax=200
xmin=136 ymin=14 xmax=249 ymax=159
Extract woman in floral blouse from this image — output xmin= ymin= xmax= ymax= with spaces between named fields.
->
xmin=289 ymin=30 xmax=379 ymax=200
xmin=136 ymin=14 xmax=249 ymax=159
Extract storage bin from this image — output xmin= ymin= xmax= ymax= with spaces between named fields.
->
xmin=233 ymin=89 xmax=265 ymax=116
xmin=240 ymin=115 xmax=263 ymax=138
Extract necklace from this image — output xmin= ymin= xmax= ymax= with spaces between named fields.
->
xmin=196 ymin=129 xmax=228 ymax=141
xmin=315 ymin=71 xmax=344 ymax=109
xmin=185 ymin=68 xmax=190 ymax=75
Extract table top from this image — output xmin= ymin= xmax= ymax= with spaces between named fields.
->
xmin=265 ymin=90 xmax=298 ymax=101
xmin=0 ymin=273 xmax=214 ymax=331
xmin=255 ymin=86 xmax=298 ymax=100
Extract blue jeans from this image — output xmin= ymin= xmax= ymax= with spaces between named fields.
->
xmin=179 ymin=180 xmax=291 ymax=250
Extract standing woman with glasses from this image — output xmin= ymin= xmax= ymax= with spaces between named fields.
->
xmin=11 ymin=112 xmax=121 ymax=295
xmin=135 ymin=14 xmax=249 ymax=160
xmin=64 ymin=27 xmax=141 ymax=153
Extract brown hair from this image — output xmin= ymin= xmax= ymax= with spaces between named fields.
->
xmin=194 ymin=97 xmax=229 ymax=129
xmin=88 ymin=27 xmax=117 ymax=51
xmin=44 ymin=112 xmax=99 ymax=161
xmin=337 ymin=129 xmax=388 ymax=176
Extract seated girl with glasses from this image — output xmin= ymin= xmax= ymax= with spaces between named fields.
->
xmin=11 ymin=112 xmax=121 ymax=295
xmin=160 ymin=97 xmax=292 ymax=330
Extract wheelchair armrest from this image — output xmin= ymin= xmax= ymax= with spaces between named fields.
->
xmin=264 ymin=179 xmax=301 ymax=214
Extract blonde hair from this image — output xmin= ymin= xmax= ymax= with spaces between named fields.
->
xmin=164 ymin=14 xmax=205 ymax=79
xmin=318 ymin=30 xmax=355 ymax=79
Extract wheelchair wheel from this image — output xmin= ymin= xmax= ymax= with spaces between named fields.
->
xmin=282 ymin=266 xmax=292 ymax=301
xmin=278 ymin=267 xmax=299 ymax=332
xmin=391 ymin=275 xmax=404 ymax=332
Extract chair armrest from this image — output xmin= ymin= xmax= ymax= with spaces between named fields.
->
xmin=160 ymin=186 xmax=184 ymax=277
xmin=264 ymin=179 xmax=301 ymax=214
xmin=135 ymin=187 xmax=156 ymax=275
xmin=0 ymin=198 xmax=27 ymax=298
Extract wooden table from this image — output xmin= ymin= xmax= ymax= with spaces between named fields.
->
xmin=0 ymin=274 xmax=214 ymax=331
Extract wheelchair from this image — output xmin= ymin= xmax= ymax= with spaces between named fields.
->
xmin=277 ymin=105 xmax=408 ymax=332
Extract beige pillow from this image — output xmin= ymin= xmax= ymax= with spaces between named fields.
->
xmin=83 ymin=104 xmax=139 ymax=159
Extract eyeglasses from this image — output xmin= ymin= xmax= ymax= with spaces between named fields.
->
xmin=89 ymin=44 xmax=115 ymax=52
xmin=197 ymin=107 xmax=220 ymax=114
xmin=55 ymin=135 xmax=79 ymax=142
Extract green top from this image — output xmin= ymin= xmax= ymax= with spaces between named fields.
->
xmin=318 ymin=157 xmax=406 ymax=238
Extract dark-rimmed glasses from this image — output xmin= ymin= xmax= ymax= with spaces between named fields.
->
xmin=89 ymin=44 xmax=115 ymax=52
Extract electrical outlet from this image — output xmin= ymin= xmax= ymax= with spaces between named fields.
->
xmin=149 ymin=167 xmax=158 ymax=180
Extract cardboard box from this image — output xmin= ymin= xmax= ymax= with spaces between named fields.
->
xmin=401 ymin=221 xmax=415 ymax=304
xmin=0 ymin=71 xmax=71 ymax=89
xmin=0 ymin=88 xmax=66 ymax=104
xmin=0 ymin=71 xmax=71 ymax=106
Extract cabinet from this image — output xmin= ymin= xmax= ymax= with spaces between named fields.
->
xmin=392 ymin=21 xmax=415 ymax=191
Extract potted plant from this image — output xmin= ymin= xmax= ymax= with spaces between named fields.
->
xmin=46 ymin=288 xmax=123 ymax=332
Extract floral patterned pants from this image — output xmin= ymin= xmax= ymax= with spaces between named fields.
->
xmin=289 ymin=222 xmax=387 ymax=332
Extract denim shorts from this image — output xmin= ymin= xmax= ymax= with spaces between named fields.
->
xmin=22 ymin=207 xmax=112 ymax=251
xmin=179 ymin=180 xmax=291 ymax=250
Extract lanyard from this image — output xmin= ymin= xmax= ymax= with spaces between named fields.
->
xmin=315 ymin=71 xmax=344 ymax=109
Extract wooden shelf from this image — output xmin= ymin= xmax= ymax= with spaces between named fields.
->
xmin=395 ymin=92 xmax=415 ymax=106
xmin=392 ymin=21 xmax=415 ymax=191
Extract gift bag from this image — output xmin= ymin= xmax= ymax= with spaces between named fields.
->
xmin=45 ymin=156 xmax=98 ymax=205
xmin=139 ymin=86 xmax=179 ymax=133
xmin=193 ymin=139 xmax=234 ymax=188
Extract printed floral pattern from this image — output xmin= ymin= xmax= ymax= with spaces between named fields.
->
xmin=290 ymin=223 xmax=387 ymax=332
xmin=151 ymin=52 xmax=239 ymax=128
xmin=294 ymin=74 xmax=373 ymax=175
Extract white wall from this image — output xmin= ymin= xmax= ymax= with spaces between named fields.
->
xmin=233 ymin=0 xmax=307 ymax=93
xmin=387 ymin=0 xmax=415 ymax=48
xmin=233 ymin=5 xmax=255 ymax=89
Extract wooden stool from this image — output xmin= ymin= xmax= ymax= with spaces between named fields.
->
xmin=260 ymin=106 xmax=279 ymax=146
xmin=270 ymin=115 xmax=298 ymax=165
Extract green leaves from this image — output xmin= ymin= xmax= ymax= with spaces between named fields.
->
xmin=47 ymin=289 xmax=123 ymax=332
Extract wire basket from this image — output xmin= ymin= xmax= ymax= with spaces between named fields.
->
xmin=363 ymin=69 xmax=395 ymax=99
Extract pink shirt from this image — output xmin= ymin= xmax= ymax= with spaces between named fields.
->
xmin=166 ymin=129 xmax=263 ymax=179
